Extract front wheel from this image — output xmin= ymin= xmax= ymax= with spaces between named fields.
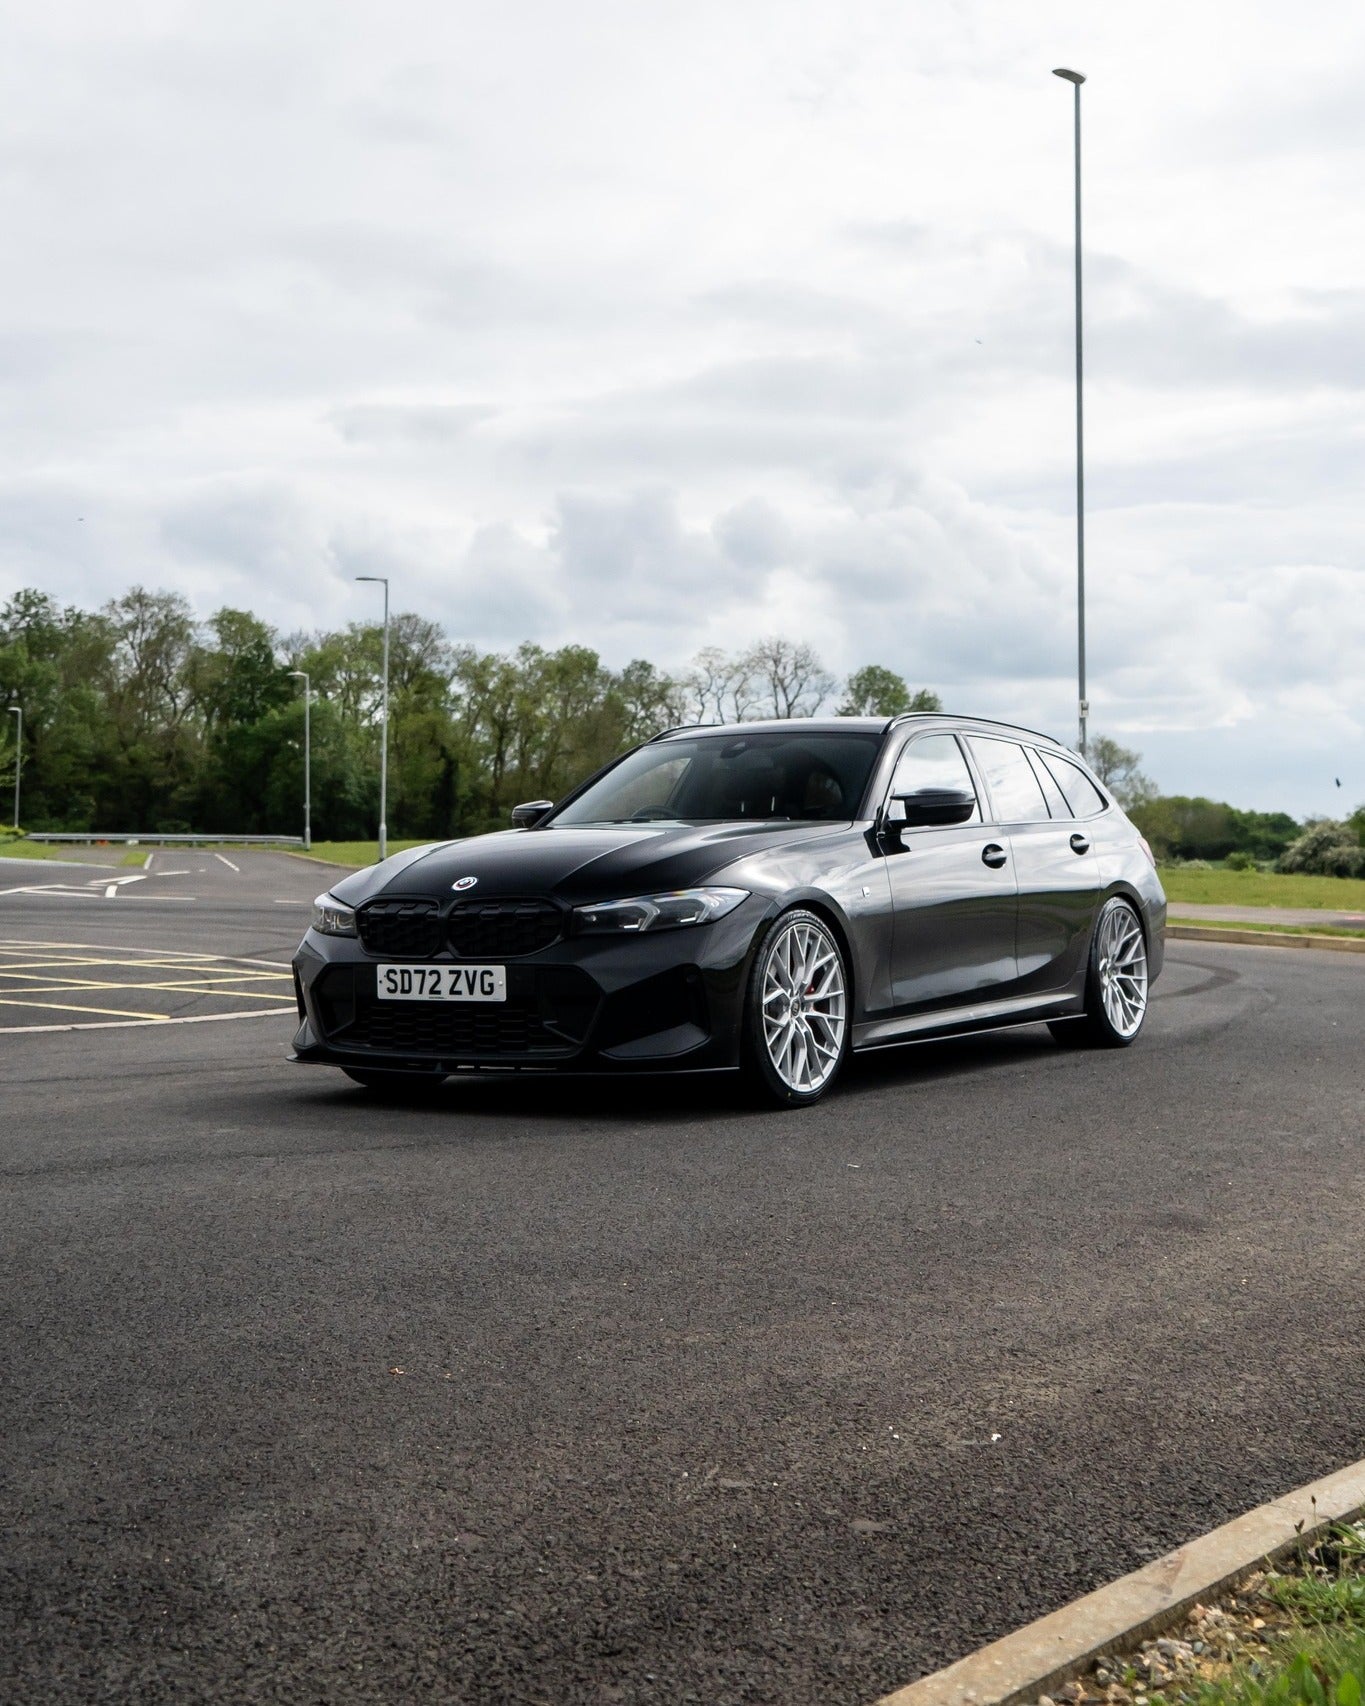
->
xmin=743 ymin=909 xmax=850 ymax=1106
xmin=1049 ymin=896 xmax=1150 ymax=1049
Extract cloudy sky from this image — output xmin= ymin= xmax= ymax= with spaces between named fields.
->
xmin=2 ymin=1 xmax=1363 ymax=814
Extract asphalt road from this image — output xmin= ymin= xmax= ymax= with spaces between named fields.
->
xmin=2 ymin=862 xmax=1363 ymax=1705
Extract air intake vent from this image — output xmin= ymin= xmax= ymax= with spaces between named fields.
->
xmin=448 ymin=898 xmax=562 ymax=959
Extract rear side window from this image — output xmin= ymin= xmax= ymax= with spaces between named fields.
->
xmin=969 ymin=738 xmax=1050 ymax=823
xmin=1038 ymin=752 xmax=1109 ymax=819
xmin=1024 ymin=748 xmax=1073 ymax=819
xmin=889 ymin=734 xmax=981 ymax=823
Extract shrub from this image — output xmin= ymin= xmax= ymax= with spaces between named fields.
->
xmin=1277 ymin=820 xmax=1365 ymax=878
xmin=1225 ymin=850 xmax=1257 ymax=871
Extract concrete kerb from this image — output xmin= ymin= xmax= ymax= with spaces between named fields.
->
xmin=873 ymin=1459 xmax=1365 ymax=1706
xmin=1167 ymin=923 xmax=1365 ymax=954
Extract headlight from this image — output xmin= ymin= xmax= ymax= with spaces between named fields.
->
xmin=311 ymin=894 xmax=357 ymax=936
xmin=572 ymin=888 xmax=749 ymax=934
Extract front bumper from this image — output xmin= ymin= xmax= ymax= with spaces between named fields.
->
xmin=290 ymin=903 xmax=767 ymax=1075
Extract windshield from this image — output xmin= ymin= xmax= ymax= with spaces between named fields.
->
xmin=553 ymin=731 xmax=883 ymax=826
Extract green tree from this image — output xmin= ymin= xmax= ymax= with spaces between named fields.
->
xmin=1277 ymin=820 xmax=1365 ymax=878
xmin=838 ymin=665 xmax=941 ymax=717
xmin=1086 ymin=736 xmax=1157 ymax=810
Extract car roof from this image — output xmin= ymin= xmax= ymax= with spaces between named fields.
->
xmin=651 ymin=713 xmax=1068 ymax=748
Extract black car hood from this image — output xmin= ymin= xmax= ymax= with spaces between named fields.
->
xmin=334 ymin=821 xmax=852 ymax=907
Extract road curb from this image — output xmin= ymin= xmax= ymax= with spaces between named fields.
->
xmin=873 ymin=1459 xmax=1365 ymax=1706
xmin=1167 ymin=923 xmax=1365 ymax=954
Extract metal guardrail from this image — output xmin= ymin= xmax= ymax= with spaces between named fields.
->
xmin=23 ymin=833 xmax=306 ymax=847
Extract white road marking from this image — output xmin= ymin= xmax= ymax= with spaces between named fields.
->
xmin=0 ymin=1007 xmax=297 ymax=1035
xmin=214 ymin=852 xmax=240 ymax=872
xmin=94 ymin=873 xmax=150 ymax=899
xmin=0 ymin=884 xmax=100 ymax=898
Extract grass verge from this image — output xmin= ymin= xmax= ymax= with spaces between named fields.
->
xmin=290 ymin=840 xmax=430 ymax=869
xmin=0 ymin=838 xmax=70 ymax=860
xmin=1076 ymin=1523 xmax=1365 ymax=1706
xmin=1160 ymin=869 xmax=1365 ymax=910
xmin=1168 ymin=917 xmax=1365 ymax=941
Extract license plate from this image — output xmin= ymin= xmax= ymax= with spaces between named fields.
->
xmin=376 ymin=964 xmax=506 ymax=1002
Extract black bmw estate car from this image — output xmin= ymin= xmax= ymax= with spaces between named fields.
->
xmin=291 ymin=714 xmax=1166 ymax=1105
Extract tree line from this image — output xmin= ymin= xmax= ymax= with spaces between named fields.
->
xmin=0 ymin=586 xmax=939 ymax=838
xmin=4 ymin=584 xmax=1359 ymax=871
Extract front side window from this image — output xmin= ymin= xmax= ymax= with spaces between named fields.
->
xmin=968 ymin=738 xmax=1050 ymax=824
xmin=888 ymin=734 xmax=981 ymax=823
xmin=553 ymin=731 xmax=883 ymax=825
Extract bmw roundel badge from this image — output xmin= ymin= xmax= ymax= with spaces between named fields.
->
xmin=451 ymin=876 xmax=478 ymax=891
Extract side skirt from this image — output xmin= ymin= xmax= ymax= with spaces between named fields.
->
xmin=852 ymin=990 xmax=1080 ymax=1053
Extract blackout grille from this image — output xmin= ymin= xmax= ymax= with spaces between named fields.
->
xmin=448 ymin=898 xmax=562 ymax=959
xmin=356 ymin=899 xmax=442 ymax=958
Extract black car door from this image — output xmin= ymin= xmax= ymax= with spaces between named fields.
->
xmin=883 ymin=733 xmax=1019 ymax=1012
xmin=965 ymin=737 xmax=1104 ymax=995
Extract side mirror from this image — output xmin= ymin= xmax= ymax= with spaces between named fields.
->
xmin=510 ymin=799 xmax=554 ymax=830
xmin=886 ymin=786 xmax=977 ymax=832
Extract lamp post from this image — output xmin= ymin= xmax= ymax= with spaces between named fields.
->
xmin=287 ymin=670 xmax=311 ymax=851
xmin=1053 ymin=66 xmax=1087 ymax=756
xmin=354 ymin=576 xmax=389 ymax=860
xmin=7 ymin=705 xmax=19 ymax=831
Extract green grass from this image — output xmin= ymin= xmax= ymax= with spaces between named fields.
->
xmin=119 ymin=848 xmax=149 ymax=867
xmin=1187 ymin=1529 xmax=1365 ymax=1706
xmin=1160 ymin=867 xmax=1365 ymax=910
xmin=293 ymin=840 xmax=431 ymax=869
xmin=0 ymin=837 xmax=72 ymax=860
xmin=1194 ymin=1639 xmax=1365 ymax=1706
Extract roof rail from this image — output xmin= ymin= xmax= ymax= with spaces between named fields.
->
xmin=884 ymin=710 xmax=1064 ymax=746
xmin=648 ymin=722 xmax=721 ymax=741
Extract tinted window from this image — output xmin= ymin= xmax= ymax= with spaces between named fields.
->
xmin=1025 ymin=747 xmax=1073 ymax=819
xmin=554 ymin=731 xmax=883 ymax=824
xmin=1039 ymin=752 xmax=1109 ymax=819
xmin=969 ymin=738 xmax=1050 ymax=823
xmin=889 ymin=735 xmax=980 ymax=823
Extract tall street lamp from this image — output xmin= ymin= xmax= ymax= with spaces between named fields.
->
xmin=287 ymin=670 xmax=311 ymax=851
xmin=7 ymin=704 xmax=19 ymax=832
xmin=1053 ymin=66 xmax=1088 ymax=756
xmin=355 ymin=576 xmax=390 ymax=861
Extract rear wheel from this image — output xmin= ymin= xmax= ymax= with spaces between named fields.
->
xmin=1048 ymin=896 xmax=1149 ymax=1049
xmin=743 ymin=909 xmax=850 ymax=1106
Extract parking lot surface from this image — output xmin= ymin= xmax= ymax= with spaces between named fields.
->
xmin=2 ymin=858 xmax=1363 ymax=1705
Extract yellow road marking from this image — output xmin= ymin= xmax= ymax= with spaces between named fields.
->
xmin=0 ymin=994 xmax=167 ymax=1021
xmin=0 ymin=1007 xmax=296 ymax=1035
xmin=0 ymin=937 xmax=288 ymax=971
xmin=0 ymin=967 xmax=289 ymax=985
xmin=0 ymin=982 xmax=291 ymax=1001
xmin=0 ymin=936 xmax=225 ymax=959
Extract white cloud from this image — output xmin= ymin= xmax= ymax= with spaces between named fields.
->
xmin=0 ymin=0 xmax=1362 ymax=815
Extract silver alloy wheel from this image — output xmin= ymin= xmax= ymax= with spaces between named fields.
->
xmin=1096 ymin=901 xmax=1148 ymax=1038
xmin=760 ymin=914 xmax=847 ymax=1094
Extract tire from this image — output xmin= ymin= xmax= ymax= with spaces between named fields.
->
xmin=341 ymin=1068 xmax=447 ymax=1097
xmin=742 ymin=908 xmax=851 ymax=1106
xmin=1048 ymin=895 xmax=1150 ymax=1049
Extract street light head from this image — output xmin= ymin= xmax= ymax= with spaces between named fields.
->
xmin=354 ymin=575 xmax=388 ymax=584
xmin=1052 ymin=67 xmax=1086 ymax=84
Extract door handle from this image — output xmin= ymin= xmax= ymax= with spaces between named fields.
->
xmin=981 ymin=842 xmax=1008 ymax=869
xmin=1069 ymin=832 xmax=1091 ymax=855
